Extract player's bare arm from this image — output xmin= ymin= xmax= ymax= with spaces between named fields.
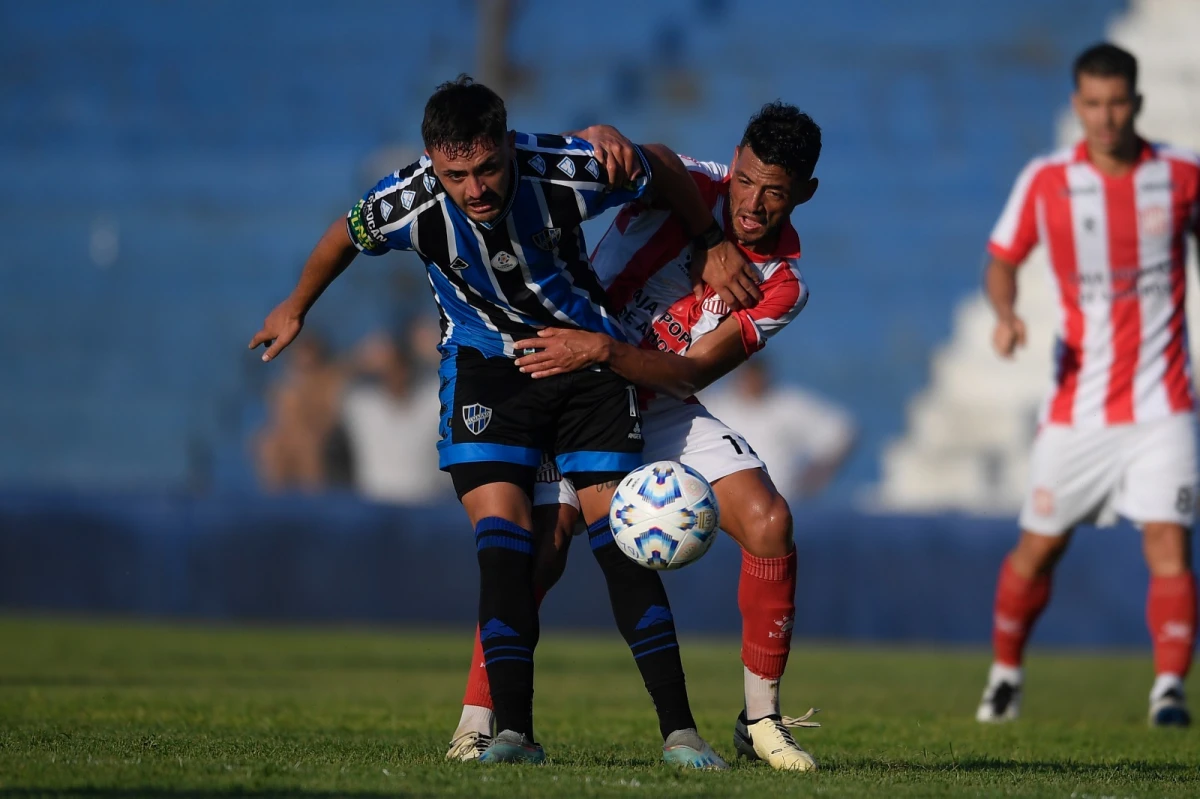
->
xmin=249 ymin=220 xmax=359 ymax=362
xmin=514 ymin=315 xmax=748 ymax=400
xmin=984 ymin=255 xmax=1026 ymax=359
xmin=640 ymin=141 xmax=762 ymax=311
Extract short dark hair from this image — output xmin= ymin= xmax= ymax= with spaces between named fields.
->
xmin=739 ymin=102 xmax=822 ymax=181
xmin=1073 ymin=43 xmax=1137 ymax=91
xmin=421 ymin=74 xmax=508 ymax=158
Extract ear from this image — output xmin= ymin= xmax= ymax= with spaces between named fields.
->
xmin=1070 ymin=91 xmax=1083 ymax=118
xmin=791 ymin=177 xmax=818 ymax=209
xmin=507 ymin=130 xmax=517 ymax=149
xmin=731 ymin=145 xmax=742 ymax=169
xmin=1134 ymin=93 xmax=1144 ymax=118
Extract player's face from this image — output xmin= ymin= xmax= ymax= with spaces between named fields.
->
xmin=429 ymin=132 xmax=515 ymax=223
xmin=1072 ymin=73 xmax=1140 ymax=157
xmin=727 ymin=146 xmax=816 ymax=249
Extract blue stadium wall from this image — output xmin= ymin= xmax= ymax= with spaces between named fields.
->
xmin=0 ymin=492 xmax=1173 ymax=651
xmin=0 ymin=0 xmax=1126 ymax=505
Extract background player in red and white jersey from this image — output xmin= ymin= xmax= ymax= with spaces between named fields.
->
xmin=446 ymin=102 xmax=826 ymax=771
xmin=978 ymin=43 xmax=1200 ymax=727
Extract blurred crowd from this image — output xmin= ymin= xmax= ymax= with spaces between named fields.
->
xmin=253 ymin=316 xmax=453 ymax=504
xmin=254 ymin=320 xmax=856 ymax=506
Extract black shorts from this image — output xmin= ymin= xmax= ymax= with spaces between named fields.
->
xmin=438 ymin=345 xmax=643 ymax=493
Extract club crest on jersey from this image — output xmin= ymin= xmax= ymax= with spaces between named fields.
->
xmin=490 ymin=251 xmax=519 ymax=272
xmin=557 ymin=156 xmax=576 ymax=178
xmin=423 ymin=173 xmax=437 ymax=193
xmin=379 ymin=199 xmax=394 ymax=221
xmin=449 ymin=257 xmax=470 ymax=272
xmin=400 ymin=189 xmax=416 ymax=211
xmin=585 ymin=158 xmax=600 ymax=179
xmin=528 ymin=154 xmax=546 ymax=175
xmin=702 ymin=294 xmax=730 ymax=316
xmin=532 ymin=227 xmax=561 ymax=251
xmin=462 ymin=403 xmax=493 ymax=435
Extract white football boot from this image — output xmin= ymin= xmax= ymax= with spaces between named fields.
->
xmin=1149 ymin=675 xmax=1191 ymax=728
xmin=445 ymin=730 xmax=493 ymax=761
xmin=976 ymin=663 xmax=1022 ymax=723
xmin=733 ymin=708 xmax=820 ymax=771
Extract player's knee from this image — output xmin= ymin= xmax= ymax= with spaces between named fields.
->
xmin=739 ymin=494 xmax=794 ymax=559
xmin=1013 ymin=530 xmax=1069 ymax=575
xmin=1143 ymin=523 xmax=1191 ymax=576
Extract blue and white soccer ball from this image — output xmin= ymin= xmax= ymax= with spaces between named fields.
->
xmin=609 ymin=460 xmax=720 ymax=570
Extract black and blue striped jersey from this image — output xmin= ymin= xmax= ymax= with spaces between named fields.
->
xmin=346 ymin=133 xmax=652 ymax=358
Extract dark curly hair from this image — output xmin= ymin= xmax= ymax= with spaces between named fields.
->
xmin=421 ymin=74 xmax=508 ymax=159
xmin=740 ymin=102 xmax=821 ymax=180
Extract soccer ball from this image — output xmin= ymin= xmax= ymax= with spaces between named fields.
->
xmin=609 ymin=460 xmax=720 ymax=570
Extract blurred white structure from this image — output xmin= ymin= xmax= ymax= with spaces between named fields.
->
xmin=872 ymin=0 xmax=1200 ymax=514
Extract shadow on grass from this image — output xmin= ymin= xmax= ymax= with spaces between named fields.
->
xmin=828 ymin=756 xmax=1198 ymax=777
xmin=0 ymin=787 xmax=412 ymax=791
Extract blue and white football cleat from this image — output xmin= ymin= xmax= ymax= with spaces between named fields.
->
xmin=662 ymin=728 xmax=728 ymax=769
xmin=477 ymin=730 xmax=546 ymax=764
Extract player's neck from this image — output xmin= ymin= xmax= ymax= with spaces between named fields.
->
xmin=1086 ymin=134 xmax=1141 ymax=177
xmin=739 ymin=231 xmax=781 ymax=258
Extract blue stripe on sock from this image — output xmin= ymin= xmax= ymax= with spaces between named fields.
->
xmin=475 ymin=517 xmax=533 ymax=539
xmin=476 ymin=535 xmax=533 ymax=554
xmin=632 ymin=642 xmax=679 ymax=660
xmin=589 ymin=524 xmax=615 ymax=551
xmin=484 ymin=655 xmax=534 ymax=665
xmin=630 ymin=630 xmax=676 ymax=650
xmin=483 ymin=645 xmax=532 ymax=654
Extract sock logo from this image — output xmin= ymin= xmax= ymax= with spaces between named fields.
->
xmin=1160 ymin=621 xmax=1193 ymax=642
xmin=768 ymin=613 xmax=795 ymax=639
xmin=480 ymin=618 xmax=519 ymax=640
xmin=635 ymin=604 xmax=673 ymax=630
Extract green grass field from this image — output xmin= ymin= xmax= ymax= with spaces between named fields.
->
xmin=1 ymin=617 xmax=1197 ymax=798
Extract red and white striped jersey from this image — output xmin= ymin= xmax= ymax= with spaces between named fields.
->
xmin=591 ymin=157 xmax=808 ymax=378
xmin=989 ymin=139 xmax=1200 ymax=428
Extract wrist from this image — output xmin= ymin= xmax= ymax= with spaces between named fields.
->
xmin=596 ymin=334 xmax=616 ymax=365
xmin=692 ymin=219 xmax=724 ymax=250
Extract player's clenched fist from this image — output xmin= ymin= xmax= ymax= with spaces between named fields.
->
xmin=992 ymin=314 xmax=1026 ymax=359
xmin=249 ymin=300 xmax=305 ymax=362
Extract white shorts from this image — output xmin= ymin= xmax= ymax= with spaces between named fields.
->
xmin=1019 ymin=413 xmax=1198 ymax=535
xmin=534 ymin=398 xmax=767 ymax=509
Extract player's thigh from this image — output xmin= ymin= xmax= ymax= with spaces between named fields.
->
xmin=645 ymin=400 xmax=790 ymax=554
xmin=554 ymin=368 xmax=643 ymax=523
xmin=438 ymin=346 xmax=544 ymax=483
xmin=1018 ymin=423 xmax=1123 ymax=536
xmin=1116 ymin=414 xmax=1199 ymax=528
xmin=643 ymin=399 xmax=767 ymax=484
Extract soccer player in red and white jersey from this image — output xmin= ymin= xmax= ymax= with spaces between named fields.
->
xmin=446 ymin=103 xmax=825 ymax=770
xmin=977 ymin=43 xmax=1200 ymax=727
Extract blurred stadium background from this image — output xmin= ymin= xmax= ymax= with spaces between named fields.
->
xmin=2 ymin=0 xmax=1198 ymax=648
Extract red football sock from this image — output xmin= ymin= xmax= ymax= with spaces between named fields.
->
xmin=463 ymin=585 xmax=548 ymax=709
xmin=992 ymin=555 xmax=1052 ymax=668
xmin=1147 ymin=572 xmax=1197 ymax=678
xmin=739 ymin=549 xmax=797 ymax=679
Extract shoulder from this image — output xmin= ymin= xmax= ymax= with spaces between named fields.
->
xmin=368 ymin=156 xmax=445 ymax=224
xmin=1014 ymin=146 xmax=1074 ymax=188
xmin=1152 ymin=142 xmax=1200 ymax=171
xmin=513 ymin=132 xmax=603 ymax=181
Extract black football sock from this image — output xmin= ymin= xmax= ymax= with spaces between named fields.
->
xmin=475 ymin=516 xmax=539 ymax=740
xmin=588 ymin=519 xmax=696 ymax=739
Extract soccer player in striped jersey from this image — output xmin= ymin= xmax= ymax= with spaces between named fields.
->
xmin=977 ymin=44 xmax=1200 ymax=727
xmin=447 ymin=103 xmax=827 ymax=771
xmin=251 ymin=75 xmax=758 ymax=765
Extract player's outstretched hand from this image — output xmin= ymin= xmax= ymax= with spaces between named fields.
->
xmin=573 ymin=125 xmax=643 ymax=187
xmin=514 ymin=328 xmax=612 ymax=378
xmin=690 ymin=238 xmax=761 ymax=311
xmin=249 ymin=300 xmax=305 ymax=363
xmin=992 ymin=314 xmax=1026 ymax=359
